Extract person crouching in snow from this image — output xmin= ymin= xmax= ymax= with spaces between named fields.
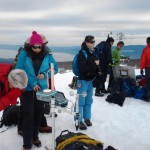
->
xmin=0 ymin=69 xmax=28 ymax=111
xmin=76 ymin=35 xmax=100 ymax=130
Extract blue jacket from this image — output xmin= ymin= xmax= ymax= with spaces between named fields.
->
xmin=16 ymin=50 xmax=58 ymax=91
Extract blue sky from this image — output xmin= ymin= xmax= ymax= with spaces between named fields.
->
xmin=0 ymin=0 xmax=150 ymax=46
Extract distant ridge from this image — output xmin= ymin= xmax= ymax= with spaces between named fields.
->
xmin=0 ymin=44 xmax=146 ymax=59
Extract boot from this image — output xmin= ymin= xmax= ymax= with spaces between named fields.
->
xmin=39 ymin=126 xmax=52 ymax=133
xmin=79 ymin=122 xmax=87 ymax=130
xmin=23 ymin=148 xmax=31 ymax=150
xmin=84 ymin=119 xmax=92 ymax=127
xmin=95 ymin=92 xmax=104 ymax=97
xmin=33 ymin=138 xmax=42 ymax=147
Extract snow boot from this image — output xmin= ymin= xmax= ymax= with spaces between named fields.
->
xmin=95 ymin=92 xmax=104 ymax=97
xmin=39 ymin=126 xmax=52 ymax=133
xmin=84 ymin=119 xmax=92 ymax=127
xmin=33 ymin=138 xmax=42 ymax=147
xmin=79 ymin=122 xmax=87 ymax=130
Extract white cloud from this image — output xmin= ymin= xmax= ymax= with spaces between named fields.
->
xmin=0 ymin=0 xmax=149 ymax=45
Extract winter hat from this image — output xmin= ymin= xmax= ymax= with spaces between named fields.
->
xmin=40 ymin=34 xmax=48 ymax=44
xmin=29 ymin=31 xmax=43 ymax=46
xmin=8 ymin=69 xmax=28 ymax=89
xmin=106 ymin=37 xmax=114 ymax=43
xmin=84 ymin=35 xmax=95 ymax=42
xmin=146 ymin=37 xmax=150 ymax=43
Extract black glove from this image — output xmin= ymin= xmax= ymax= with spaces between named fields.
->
xmin=140 ymin=70 xmax=144 ymax=76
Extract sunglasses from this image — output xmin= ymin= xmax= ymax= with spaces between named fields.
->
xmin=89 ymin=41 xmax=95 ymax=44
xmin=32 ymin=46 xmax=42 ymax=49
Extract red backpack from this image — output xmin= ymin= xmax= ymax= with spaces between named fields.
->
xmin=0 ymin=64 xmax=12 ymax=94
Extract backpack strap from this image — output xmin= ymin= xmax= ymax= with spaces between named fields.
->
xmin=81 ymin=49 xmax=88 ymax=60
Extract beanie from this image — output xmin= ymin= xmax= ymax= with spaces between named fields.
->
xmin=29 ymin=31 xmax=43 ymax=46
xmin=8 ymin=69 xmax=28 ymax=89
xmin=146 ymin=37 xmax=150 ymax=43
xmin=106 ymin=37 xmax=114 ymax=43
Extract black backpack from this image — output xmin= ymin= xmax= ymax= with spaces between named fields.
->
xmin=56 ymin=130 xmax=103 ymax=150
xmin=0 ymin=105 xmax=20 ymax=128
xmin=106 ymin=78 xmax=126 ymax=107
xmin=95 ymin=41 xmax=107 ymax=61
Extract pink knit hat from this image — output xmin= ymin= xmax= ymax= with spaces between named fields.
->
xmin=29 ymin=31 xmax=43 ymax=46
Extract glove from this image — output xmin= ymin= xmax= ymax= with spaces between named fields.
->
xmin=140 ymin=70 xmax=144 ymax=76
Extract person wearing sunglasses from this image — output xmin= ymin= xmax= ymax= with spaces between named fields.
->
xmin=16 ymin=35 xmax=55 ymax=138
xmin=76 ymin=35 xmax=100 ymax=130
xmin=16 ymin=31 xmax=58 ymax=150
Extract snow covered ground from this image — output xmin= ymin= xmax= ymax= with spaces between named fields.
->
xmin=0 ymin=71 xmax=150 ymax=150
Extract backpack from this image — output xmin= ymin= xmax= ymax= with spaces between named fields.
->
xmin=132 ymin=87 xmax=146 ymax=100
xmin=106 ymin=78 xmax=126 ymax=107
xmin=110 ymin=77 xmax=124 ymax=93
xmin=13 ymin=47 xmax=24 ymax=69
xmin=95 ymin=41 xmax=106 ymax=61
xmin=0 ymin=105 xmax=20 ymax=128
xmin=72 ymin=50 xmax=88 ymax=76
xmin=106 ymin=92 xmax=126 ymax=107
xmin=68 ymin=76 xmax=78 ymax=89
xmin=121 ymin=78 xmax=137 ymax=97
xmin=56 ymin=130 xmax=103 ymax=150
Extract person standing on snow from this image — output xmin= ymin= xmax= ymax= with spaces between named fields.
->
xmin=16 ymin=31 xmax=58 ymax=150
xmin=76 ymin=35 xmax=99 ymax=130
xmin=140 ymin=37 xmax=150 ymax=102
xmin=95 ymin=37 xmax=114 ymax=96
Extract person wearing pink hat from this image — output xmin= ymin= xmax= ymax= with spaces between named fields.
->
xmin=16 ymin=31 xmax=58 ymax=150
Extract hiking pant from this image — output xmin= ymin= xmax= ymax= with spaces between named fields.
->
xmin=145 ymin=68 xmax=150 ymax=93
xmin=99 ymin=64 xmax=109 ymax=91
xmin=20 ymin=91 xmax=44 ymax=149
xmin=77 ymin=80 xmax=93 ymax=122
xmin=108 ymin=66 xmax=114 ymax=89
xmin=17 ymin=106 xmax=47 ymax=130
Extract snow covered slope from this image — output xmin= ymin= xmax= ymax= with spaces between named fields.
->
xmin=0 ymin=71 xmax=150 ymax=150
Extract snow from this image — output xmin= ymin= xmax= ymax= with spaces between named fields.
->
xmin=0 ymin=70 xmax=150 ymax=150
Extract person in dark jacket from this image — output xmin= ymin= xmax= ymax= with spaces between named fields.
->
xmin=95 ymin=37 xmax=114 ymax=95
xmin=76 ymin=35 xmax=99 ymax=130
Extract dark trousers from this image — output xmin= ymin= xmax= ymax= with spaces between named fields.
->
xmin=18 ymin=107 xmax=47 ymax=131
xmin=145 ymin=68 xmax=150 ymax=92
xmin=108 ymin=66 xmax=114 ymax=89
xmin=21 ymin=91 xmax=44 ymax=149
xmin=95 ymin=64 xmax=108 ymax=92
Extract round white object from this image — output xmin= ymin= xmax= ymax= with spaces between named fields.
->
xmin=43 ymin=89 xmax=51 ymax=93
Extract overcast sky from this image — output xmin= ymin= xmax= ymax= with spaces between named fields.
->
xmin=0 ymin=0 xmax=150 ymax=46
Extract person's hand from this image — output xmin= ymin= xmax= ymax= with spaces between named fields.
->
xmin=33 ymin=85 xmax=41 ymax=92
xmin=95 ymin=60 xmax=99 ymax=65
xmin=37 ymin=74 xmax=44 ymax=80
xmin=140 ymin=70 xmax=144 ymax=76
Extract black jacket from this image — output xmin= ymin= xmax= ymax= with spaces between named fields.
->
xmin=98 ymin=42 xmax=113 ymax=66
xmin=77 ymin=46 xmax=97 ymax=81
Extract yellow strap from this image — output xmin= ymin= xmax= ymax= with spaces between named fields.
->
xmin=56 ymin=135 xmax=103 ymax=150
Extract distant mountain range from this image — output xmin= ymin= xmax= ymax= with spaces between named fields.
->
xmin=0 ymin=44 xmax=145 ymax=62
